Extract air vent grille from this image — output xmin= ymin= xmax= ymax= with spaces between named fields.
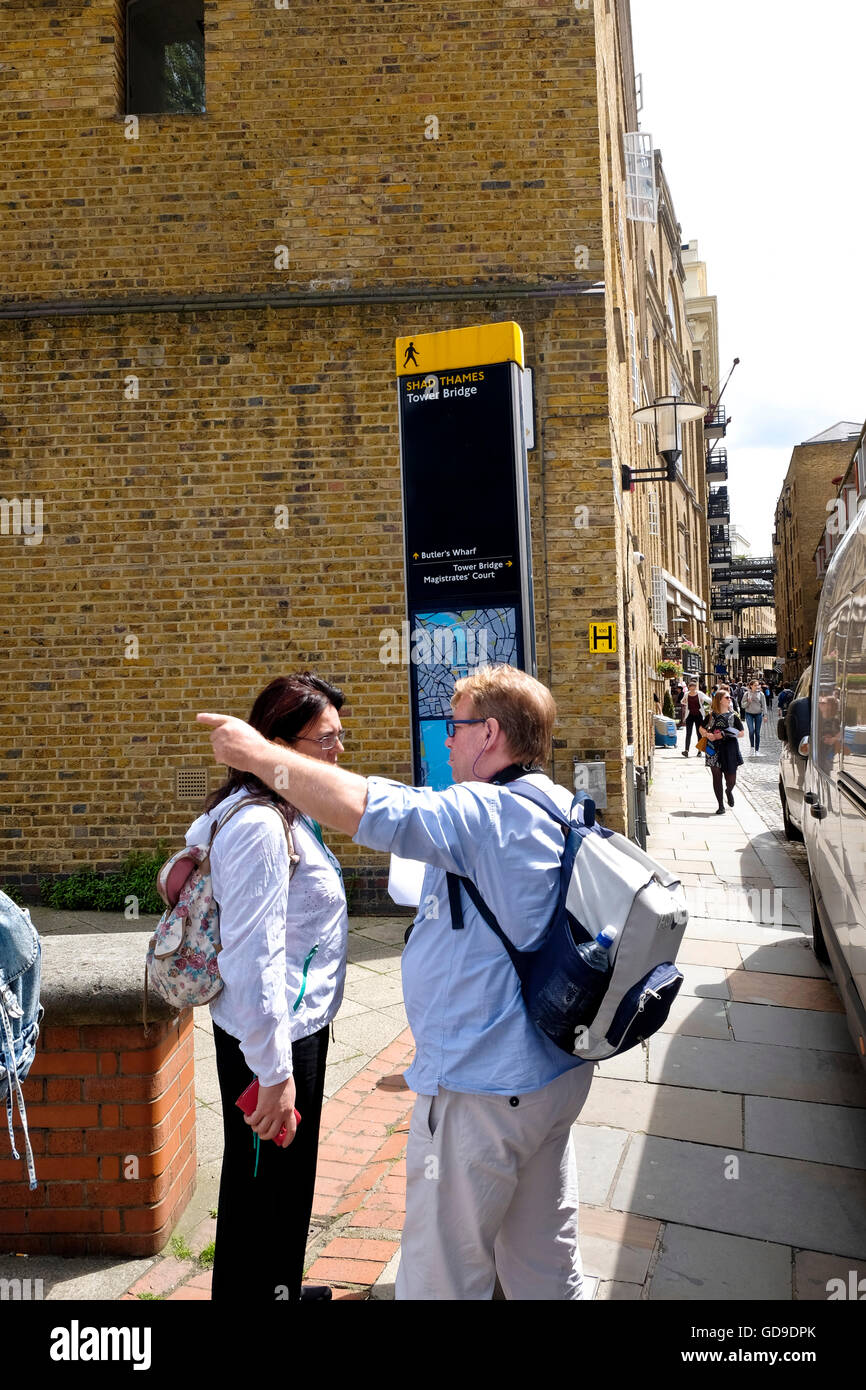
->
xmin=176 ymin=769 xmax=209 ymax=801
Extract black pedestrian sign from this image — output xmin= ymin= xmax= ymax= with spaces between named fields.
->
xmin=395 ymin=321 xmax=535 ymax=788
xmin=589 ymin=622 xmax=617 ymax=653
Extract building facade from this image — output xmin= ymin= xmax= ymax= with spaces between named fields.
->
xmin=774 ymin=423 xmax=863 ymax=683
xmin=1 ymin=0 xmax=716 ymax=898
xmin=814 ymin=421 xmax=866 ymax=589
xmin=633 ymin=175 xmax=714 ymax=704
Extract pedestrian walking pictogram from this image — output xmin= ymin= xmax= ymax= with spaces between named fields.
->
xmin=589 ymin=621 xmax=617 ymax=653
xmin=403 ymin=341 xmax=420 ymax=369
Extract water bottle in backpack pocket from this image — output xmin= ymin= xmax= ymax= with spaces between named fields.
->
xmin=525 ymin=925 xmax=618 ymax=1052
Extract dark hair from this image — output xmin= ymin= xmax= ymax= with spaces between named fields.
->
xmin=204 ymin=672 xmax=344 ymax=823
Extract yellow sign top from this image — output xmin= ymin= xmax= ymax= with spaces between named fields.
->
xmin=395 ymin=321 xmax=524 ymax=376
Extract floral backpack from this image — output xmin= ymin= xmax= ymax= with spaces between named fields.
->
xmin=145 ymin=795 xmax=299 ymax=1020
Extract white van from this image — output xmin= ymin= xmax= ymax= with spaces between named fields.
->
xmin=802 ymin=502 xmax=866 ymax=1068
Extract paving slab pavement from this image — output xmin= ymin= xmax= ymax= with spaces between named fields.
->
xmin=611 ymin=1133 xmax=866 ymax=1258
xmin=648 ymin=1225 xmax=793 ymax=1301
xmin=586 ymin=736 xmax=866 ymax=1299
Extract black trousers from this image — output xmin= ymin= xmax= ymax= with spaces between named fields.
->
xmin=211 ymin=1020 xmax=330 ymax=1302
xmin=684 ymin=713 xmax=702 ymax=750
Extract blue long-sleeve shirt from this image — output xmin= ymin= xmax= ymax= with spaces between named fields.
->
xmin=353 ymin=773 xmax=592 ymax=1096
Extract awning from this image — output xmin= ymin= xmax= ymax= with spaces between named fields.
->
xmin=662 ymin=568 xmax=707 ymax=622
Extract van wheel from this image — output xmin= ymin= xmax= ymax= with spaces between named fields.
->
xmin=810 ymin=881 xmax=830 ymax=965
xmin=779 ymin=782 xmax=803 ymax=843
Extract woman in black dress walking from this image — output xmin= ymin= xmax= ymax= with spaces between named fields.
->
xmin=699 ymin=689 xmax=745 ymax=814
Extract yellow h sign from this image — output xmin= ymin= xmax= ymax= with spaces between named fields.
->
xmin=589 ymin=622 xmax=617 ymax=653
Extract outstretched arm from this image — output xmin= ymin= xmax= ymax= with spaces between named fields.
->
xmin=196 ymin=713 xmax=369 ymax=837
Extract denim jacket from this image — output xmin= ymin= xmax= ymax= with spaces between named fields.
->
xmin=0 ymin=891 xmax=43 ymax=1189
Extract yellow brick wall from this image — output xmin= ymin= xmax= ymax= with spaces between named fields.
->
xmin=1 ymin=1 xmax=605 ymax=302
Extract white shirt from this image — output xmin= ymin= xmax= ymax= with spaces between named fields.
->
xmin=185 ymin=789 xmax=348 ymax=1085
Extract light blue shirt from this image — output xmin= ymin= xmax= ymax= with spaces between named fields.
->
xmin=353 ymin=773 xmax=592 ymax=1096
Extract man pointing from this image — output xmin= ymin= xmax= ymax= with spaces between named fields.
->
xmin=198 ymin=663 xmax=594 ymax=1300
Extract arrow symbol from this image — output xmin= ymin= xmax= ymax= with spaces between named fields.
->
xmin=413 ymin=552 xmax=419 ymax=559
xmin=506 ymin=560 xmax=513 ymax=567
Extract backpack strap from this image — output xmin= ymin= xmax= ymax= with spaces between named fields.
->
xmin=445 ymin=873 xmax=526 ymax=979
xmin=210 ymin=795 xmax=300 ymax=878
xmin=443 ymin=781 xmax=598 ymax=965
xmin=506 ymin=779 xmax=597 ymax=829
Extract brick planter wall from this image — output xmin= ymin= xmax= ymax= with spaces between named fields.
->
xmin=0 ymin=933 xmax=197 ymax=1256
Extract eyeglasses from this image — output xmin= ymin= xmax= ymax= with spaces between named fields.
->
xmin=295 ymin=729 xmax=345 ymax=750
xmin=444 ymin=718 xmax=486 ymax=738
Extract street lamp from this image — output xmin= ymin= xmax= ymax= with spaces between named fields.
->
xmin=624 ymin=395 xmax=706 ymax=488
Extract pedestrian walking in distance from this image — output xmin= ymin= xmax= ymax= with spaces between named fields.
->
xmin=679 ymin=679 xmax=711 ymax=757
xmin=741 ymin=679 xmax=768 ymax=755
xmin=699 ymin=689 xmax=745 ymax=814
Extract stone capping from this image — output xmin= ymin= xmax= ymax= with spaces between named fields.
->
xmin=39 ymin=932 xmax=176 ymax=1025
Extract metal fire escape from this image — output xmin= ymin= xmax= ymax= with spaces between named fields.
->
xmin=705 ymin=398 xmax=777 ymax=655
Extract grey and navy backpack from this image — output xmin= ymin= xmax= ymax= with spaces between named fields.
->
xmin=447 ymin=783 xmax=688 ymax=1061
xmin=0 ymin=890 xmax=43 ymax=1189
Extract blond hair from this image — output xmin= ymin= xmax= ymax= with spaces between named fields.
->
xmin=452 ymin=664 xmax=556 ymax=766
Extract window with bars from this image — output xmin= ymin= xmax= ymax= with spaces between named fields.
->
xmin=628 ymin=310 xmax=640 ymax=407
xmin=648 ymin=490 xmax=659 ymax=537
xmin=651 ymin=566 xmax=667 ymax=635
xmin=624 ymin=132 xmax=658 ymax=223
xmin=667 ymin=284 xmax=678 ymax=344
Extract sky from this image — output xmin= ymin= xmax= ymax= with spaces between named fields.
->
xmin=629 ymin=0 xmax=865 ymax=555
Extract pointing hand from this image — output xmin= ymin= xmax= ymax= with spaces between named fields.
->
xmin=196 ymin=713 xmax=272 ymax=772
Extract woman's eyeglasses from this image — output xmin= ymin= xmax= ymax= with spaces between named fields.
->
xmin=296 ymin=729 xmax=345 ymax=750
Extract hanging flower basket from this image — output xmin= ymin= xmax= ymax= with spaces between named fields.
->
xmin=680 ymin=639 xmax=699 ymax=653
xmin=656 ymin=659 xmax=684 ymax=678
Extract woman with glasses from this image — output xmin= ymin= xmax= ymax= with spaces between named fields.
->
xmin=185 ymin=673 xmax=348 ymax=1303
xmin=699 ymin=689 xmax=745 ymax=814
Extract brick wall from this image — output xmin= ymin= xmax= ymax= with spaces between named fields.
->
xmin=1 ymin=1 xmax=604 ymax=302
xmin=0 ymin=1012 xmax=196 ymax=1256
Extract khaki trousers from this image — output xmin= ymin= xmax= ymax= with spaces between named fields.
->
xmin=395 ymin=1063 xmax=594 ymax=1301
